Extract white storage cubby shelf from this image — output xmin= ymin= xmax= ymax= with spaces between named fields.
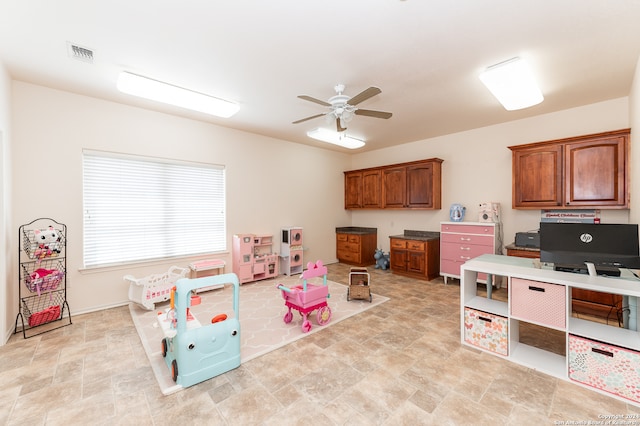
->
xmin=461 ymin=254 xmax=640 ymax=406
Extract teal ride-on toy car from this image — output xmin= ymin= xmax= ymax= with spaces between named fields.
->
xmin=157 ymin=273 xmax=241 ymax=389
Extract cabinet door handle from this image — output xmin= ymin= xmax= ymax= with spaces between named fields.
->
xmin=460 ymin=237 xmax=471 ymax=241
xmin=591 ymin=347 xmax=614 ymax=357
xmin=478 ymin=316 xmax=492 ymax=323
xmin=460 ymin=256 xmax=471 ymax=260
xmin=528 ymin=286 xmax=545 ymax=292
xmin=460 ymin=247 xmax=470 ymax=251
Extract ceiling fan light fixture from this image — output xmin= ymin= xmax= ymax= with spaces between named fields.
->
xmin=307 ymin=128 xmax=365 ymax=149
xmin=117 ymin=71 xmax=240 ymax=118
xmin=479 ymin=57 xmax=543 ymax=111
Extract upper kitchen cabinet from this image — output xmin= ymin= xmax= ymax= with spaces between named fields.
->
xmin=344 ymin=158 xmax=443 ymax=210
xmin=509 ymin=129 xmax=629 ymax=209
xmin=344 ymin=169 xmax=381 ymax=209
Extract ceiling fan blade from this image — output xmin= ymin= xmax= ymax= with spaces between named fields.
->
xmin=348 ymin=87 xmax=382 ymax=106
xmin=298 ymin=95 xmax=331 ymax=107
xmin=355 ymin=109 xmax=393 ymax=119
xmin=292 ymin=113 xmax=325 ymax=124
xmin=337 ymin=117 xmax=347 ymax=132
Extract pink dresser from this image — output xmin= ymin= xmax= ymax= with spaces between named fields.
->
xmin=440 ymin=222 xmax=502 ymax=284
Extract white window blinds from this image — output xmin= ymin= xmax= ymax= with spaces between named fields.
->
xmin=83 ymin=150 xmax=226 ymax=268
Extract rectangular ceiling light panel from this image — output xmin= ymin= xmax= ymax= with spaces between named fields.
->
xmin=479 ymin=57 xmax=543 ymax=111
xmin=117 ymin=72 xmax=240 ymax=118
xmin=307 ymin=128 xmax=365 ymax=149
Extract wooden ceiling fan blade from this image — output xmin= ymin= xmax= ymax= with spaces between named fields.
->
xmin=298 ymin=95 xmax=331 ymax=107
xmin=337 ymin=117 xmax=347 ymax=132
xmin=355 ymin=109 xmax=393 ymax=119
xmin=348 ymin=87 xmax=382 ymax=106
xmin=292 ymin=113 xmax=325 ymax=124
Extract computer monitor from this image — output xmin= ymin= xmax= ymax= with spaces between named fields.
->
xmin=539 ymin=222 xmax=640 ymax=275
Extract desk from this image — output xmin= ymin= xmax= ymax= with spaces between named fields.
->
xmin=460 ymin=254 xmax=640 ymax=406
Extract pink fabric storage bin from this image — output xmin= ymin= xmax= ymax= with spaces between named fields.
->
xmin=511 ymin=278 xmax=566 ymax=329
xmin=464 ymin=308 xmax=508 ymax=356
xmin=569 ymin=334 xmax=640 ymax=404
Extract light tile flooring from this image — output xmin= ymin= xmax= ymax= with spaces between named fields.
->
xmin=2 ymin=262 xmax=639 ymax=425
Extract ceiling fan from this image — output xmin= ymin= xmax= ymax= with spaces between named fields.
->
xmin=293 ymin=84 xmax=392 ymax=132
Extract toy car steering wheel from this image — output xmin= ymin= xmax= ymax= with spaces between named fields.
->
xmin=211 ymin=314 xmax=227 ymax=323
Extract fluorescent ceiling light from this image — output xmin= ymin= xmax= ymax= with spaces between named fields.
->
xmin=479 ymin=57 xmax=543 ymax=111
xmin=307 ymin=128 xmax=365 ymax=149
xmin=117 ymin=71 xmax=240 ymax=118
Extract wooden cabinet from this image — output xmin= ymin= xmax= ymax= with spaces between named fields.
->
xmin=345 ymin=169 xmax=382 ymax=209
xmin=336 ymin=230 xmax=377 ymax=266
xmin=344 ymin=158 xmax=443 ymax=210
xmin=389 ymin=236 xmax=440 ymax=281
xmin=509 ymin=129 xmax=629 ymax=209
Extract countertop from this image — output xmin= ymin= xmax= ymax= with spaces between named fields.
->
xmin=505 ymin=243 xmax=540 ymax=252
xmin=389 ymin=230 xmax=440 ymax=241
xmin=335 ymin=226 xmax=377 ymax=235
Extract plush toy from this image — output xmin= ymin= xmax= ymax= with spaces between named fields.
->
xmin=33 ymin=226 xmax=61 ymax=257
xmin=374 ymin=249 xmax=390 ymax=270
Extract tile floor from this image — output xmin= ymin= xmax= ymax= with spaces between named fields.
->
xmin=2 ymin=262 xmax=638 ymax=425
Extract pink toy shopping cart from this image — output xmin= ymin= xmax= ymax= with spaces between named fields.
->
xmin=277 ymin=260 xmax=331 ymax=333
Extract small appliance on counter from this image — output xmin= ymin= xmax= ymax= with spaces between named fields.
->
xmin=515 ymin=230 xmax=540 ymax=248
xmin=449 ymin=204 xmax=466 ymax=222
xmin=478 ymin=202 xmax=501 ymax=223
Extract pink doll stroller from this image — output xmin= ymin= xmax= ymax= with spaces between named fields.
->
xmin=277 ymin=260 xmax=331 ymax=333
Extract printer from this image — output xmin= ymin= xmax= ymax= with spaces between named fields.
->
xmin=515 ymin=231 xmax=540 ymax=248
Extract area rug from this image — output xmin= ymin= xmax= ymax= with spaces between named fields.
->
xmin=129 ymin=275 xmax=389 ymax=395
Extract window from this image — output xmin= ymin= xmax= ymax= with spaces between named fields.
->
xmin=83 ymin=150 xmax=226 ymax=268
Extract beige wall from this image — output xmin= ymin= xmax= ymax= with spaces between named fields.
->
xmin=630 ymin=55 xmax=640 ymax=226
xmin=0 ymin=62 xmax=12 ymax=342
xmin=9 ymin=82 xmax=352 ymax=322
xmin=347 ymin=98 xmax=632 ymax=253
xmin=4 ymin=78 xmax=637 ymax=342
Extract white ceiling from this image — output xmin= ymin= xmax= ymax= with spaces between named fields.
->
xmin=2 ymin=1 xmax=640 ymax=153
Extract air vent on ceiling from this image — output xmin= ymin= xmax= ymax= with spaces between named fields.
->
xmin=67 ymin=42 xmax=94 ymax=63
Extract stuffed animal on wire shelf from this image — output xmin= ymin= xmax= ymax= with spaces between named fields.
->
xmin=33 ymin=226 xmax=62 ymax=258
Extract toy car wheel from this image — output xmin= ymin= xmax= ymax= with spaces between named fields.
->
xmin=161 ymin=338 xmax=168 ymax=358
xmin=171 ymin=360 xmax=178 ymax=382
xmin=302 ymin=320 xmax=312 ymax=333
xmin=317 ymin=306 xmax=332 ymax=325
xmin=283 ymin=311 xmax=293 ymax=323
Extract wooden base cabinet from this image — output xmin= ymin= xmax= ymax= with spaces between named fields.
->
xmin=389 ymin=236 xmax=440 ymax=281
xmin=336 ymin=229 xmax=377 ymax=267
xmin=461 ymin=254 xmax=640 ymax=406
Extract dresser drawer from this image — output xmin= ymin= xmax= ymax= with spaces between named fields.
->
xmin=511 ymin=278 xmax=566 ymax=329
xmin=337 ymin=233 xmax=348 ymax=242
xmin=440 ymin=232 xmax=494 ymax=247
xmin=441 ymin=224 xmax=495 ymax=236
xmin=390 ymin=239 xmax=407 ymax=249
xmin=464 ymin=308 xmax=508 ymax=356
xmin=441 ymin=241 xmax=492 ymax=261
xmin=337 ymin=241 xmax=359 ymax=253
xmin=407 ymin=240 xmax=425 ymax=251
xmin=569 ymin=335 xmax=640 ymax=403
xmin=337 ymin=250 xmax=360 ymax=263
